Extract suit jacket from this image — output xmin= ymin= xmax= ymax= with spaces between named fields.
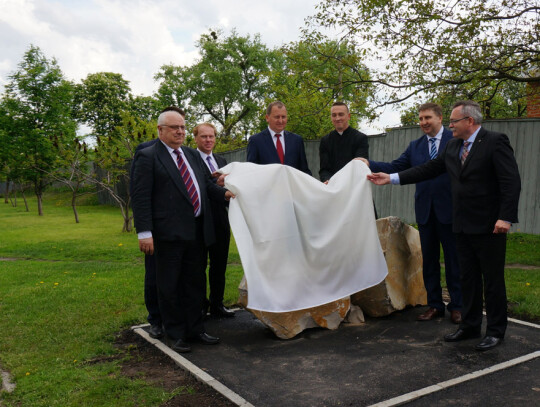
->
xmin=129 ymin=138 xmax=159 ymax=197
xmin=200 ymin=152 xmax=230 ymax=231
xmin=370 ymin=128 xmax=453 ymax=225
xmin=132 ymin=141 xmax=227 ymax=246
xmin=246 ymin=128 xmax=312 ymax=175
xmin=399 ymin=128 xmax=521 ymax=234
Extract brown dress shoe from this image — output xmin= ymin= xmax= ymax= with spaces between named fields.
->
xmin=417 ymin=307 xmax=444 ymax=321
xmin=450 ymin=310 xmax=462 ymax=324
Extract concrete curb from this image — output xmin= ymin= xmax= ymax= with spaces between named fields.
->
xmin=132 ymin=324 xmax=254 ymax=407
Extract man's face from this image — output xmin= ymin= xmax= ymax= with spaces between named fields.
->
xmin=266 ymin=106 xmax=288 ymax=133
xmin=331 ymin=105 xmax=351 ymax=132
xmin=195 ymin=125 xmax=216 ymax=154
xmin=418 ymin=109 xmax=443 ymax=137
xmin=158 ymin=112 xmax=186 ymax=149
xmin=449 ymin=106 xmax=474 ymax=140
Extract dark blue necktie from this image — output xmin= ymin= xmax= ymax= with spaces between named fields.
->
xmin=429 ymin=138 xmax=437 ymax=160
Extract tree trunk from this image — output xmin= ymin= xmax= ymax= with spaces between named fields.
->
xmin=36 ymin=192 xmax=43 ymax=216
xmin=121 ymin=203 xmax=132 ymax=232
xmin=4 ymin=178 xmax=9 ymax=204
xmin=71 ymin=191 xmax=80 ymax=223
xmin=21 ymin=188 xmax=29 ymax=212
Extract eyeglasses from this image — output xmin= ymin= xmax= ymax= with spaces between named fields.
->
xmin=160 ymin=124 xmax=185 ymax=131
xmin=449 ymin=116 xmax=470 ymax=124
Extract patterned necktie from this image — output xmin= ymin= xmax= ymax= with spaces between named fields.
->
xmin=275 ymin=133 xmax=284 ymax=164
xmin=173 ymin=149 xmax=200 ymax=215
xmin=206 ymin=156 xmax=217 ymax=172
xmin=461 ymin=141 xmax=471 ymax=166
xmin=429 ymin=137 xmax=437 ymax=160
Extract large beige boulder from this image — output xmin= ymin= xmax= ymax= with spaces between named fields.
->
xmin=351 ymin=216 xmax=426 ymax=316
xmin=238 ymin=277 xmax=354 ymax=339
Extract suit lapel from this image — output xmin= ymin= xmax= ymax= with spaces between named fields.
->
xmin=156 ymin=141 xmax=191 ymax=201
xmin=461 ymin=128 xmax=485 ymax=171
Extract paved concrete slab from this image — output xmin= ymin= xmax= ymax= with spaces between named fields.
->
xmin=142 ymin=307 xmax=539 ymax=406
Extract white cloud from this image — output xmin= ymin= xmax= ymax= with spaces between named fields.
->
xmin=0 ymin=0 xmax=400 ymax=130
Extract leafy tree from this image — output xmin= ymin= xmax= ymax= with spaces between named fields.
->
xmin=268 ymin=39 xmax=374 ymax=139
xmin=93 ymin=113 xmax=156 ymax=232
xmin=2 ymin=45 xmax=76 ymax=215
xmin=306 ymin=0 xmax=539 ymax=108
xmin=155 ymin=29 xmax=279 ymax=142
xmin=74 ymin=72 xmax=131 ymax=139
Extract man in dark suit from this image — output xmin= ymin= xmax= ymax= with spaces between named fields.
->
xmin=129 ymin=106 xmax=186 ymax=340
xmin=246 ymin=101 xmax=311 ymax=175
xmin=193 ymin=122 xmax=235 ymax=318
xmin=132 ymin=109 xmax=234 ymax=353
xmin=367 ymin=100 xmax=521 ymax=351
xmin=319 ymin=102 xmax=369 ymax=183
xmin=362 ymin=103 xmax=462 ymax=324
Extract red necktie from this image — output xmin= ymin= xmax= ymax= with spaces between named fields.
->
xmin=275 ymin=133 xmax=284 ymax=164
xmin=173 ymin=149 xmax=200 ymax=215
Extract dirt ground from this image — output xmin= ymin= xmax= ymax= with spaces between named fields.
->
xmin=115 ymin=329 xmax=235 ymax=407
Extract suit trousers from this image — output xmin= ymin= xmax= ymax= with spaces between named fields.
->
xmin=418 ymin=210 xmax=462 ymax=312
xmin=143 ymin=254 xmax=161 ymax=326
xmin=154 ymin=218 xmax=207 ymax=340
xmin=455 ymin=232 xmax=508 ymax=338
xmin=205 ymin=224 xmax=231 ymax=306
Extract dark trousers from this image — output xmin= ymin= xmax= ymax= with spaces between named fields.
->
xmin=154 ymin=219 xmax=207 ymax=340
xmin=418 ymin=210 xmax=462 ymax=312
xmin=205 ymin=225 xmax=231 ymax=306
xmin=456 ymin=232 xmax=508 ymax=338
xmin=144 ymin=254 xmax=161 ymax=326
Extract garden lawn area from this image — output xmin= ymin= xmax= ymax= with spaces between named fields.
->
xmin=0 ymin=191 xmax=538 ymax=406
xmin=0 ymin=192 xmax=242 ymax=406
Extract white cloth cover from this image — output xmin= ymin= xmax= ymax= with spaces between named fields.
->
xmin=220 ymin=160 xmax=388 ymax=312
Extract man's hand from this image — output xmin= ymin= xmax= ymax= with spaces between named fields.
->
xmin=493 ymin=220 xmax=511 ymax=234
xmin=225 ymin=190 xmax=235 ymax=201
xmin=354 ymin=157 xmax=370 ymax=167
xmin=139 ymin=237 xmax=154 ymax=255
xmin=367 ymin=172 xmax=391 ymax=185
xmin=216 ymin=173 xmax=227 ymax=187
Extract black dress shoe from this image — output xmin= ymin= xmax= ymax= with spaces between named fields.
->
xmin=417 ymin=307 xmax=444 ymax=321
xmin=171 ymin=338 xmax=191 ymax=353
xmin=196 ymin=332 xmax=220 ymax=345
xmin=148 ymin=324 xmax=164 ymax=339
xmin=444 ymin=328 xmax=481 ymax=342
xmin=210 ymin=304 xmax=235 ymax=318
xmin=475 ymin=336 xmax=503 ymax=351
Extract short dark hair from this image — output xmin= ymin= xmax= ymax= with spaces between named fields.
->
xmin=418 ymin=103 xmax=442 ymax=117
xmin=266 ymin=101 xmax=286 ymax=115
xmin=452 ymin=100 xmax=483 ymax=124
xmin=332 ymin=101 xmax=349 ymax=112
xmin=160 ymin=106 xmax=186 ymax=117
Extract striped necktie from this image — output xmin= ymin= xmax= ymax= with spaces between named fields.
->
xmin=461 ymin=141 xmax=471 ymax=166
xmin=429 ymin=137 xmax=437 ymax=160
xmin=173 ymin=149 xmax=200 ymax=215
xmin=206 ymin=156 xmax=217 ymax=172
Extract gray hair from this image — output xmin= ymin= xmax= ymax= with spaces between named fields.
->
xmin=157 ymin=110 xmax=183 ymax=125
xmin=452 ymin=100 xmax=483 ymax=124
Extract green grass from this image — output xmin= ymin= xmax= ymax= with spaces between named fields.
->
xmin=0 ymin=192 xmax=243 ymax=406
xmin=0 ymin=191 xmax=538 ymax=406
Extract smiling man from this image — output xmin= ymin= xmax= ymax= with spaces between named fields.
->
xmin=362 ymin=103 xmax=462 ymax=325
xmin=319 ymin=102 xmax=369 ymax=183
xmin=246 ymin=101 xmax=311 ymax=175
xmin=193 ymin=123 xmax=235 ymax=319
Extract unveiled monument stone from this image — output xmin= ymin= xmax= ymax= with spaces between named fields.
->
xmin=351 ymin=216 xmax=426 ymax=316
xmin=238 ymin=216 xmax=426 ymax=338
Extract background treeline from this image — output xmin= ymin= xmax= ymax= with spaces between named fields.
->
xmin=1 ymin=0 xmax=537 ymax=231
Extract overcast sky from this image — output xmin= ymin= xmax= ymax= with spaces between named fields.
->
xmin=0 ymin=0 xmax=401 ymax=132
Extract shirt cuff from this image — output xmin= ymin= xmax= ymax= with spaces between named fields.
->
xmin=390 ymin=173 xmax=400 ymax=185
xmin=138 ymin=231 xmax=152 ymax=239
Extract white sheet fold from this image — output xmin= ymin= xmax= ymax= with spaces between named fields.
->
xmin=220 ymin=160 xmax=388 ymax=312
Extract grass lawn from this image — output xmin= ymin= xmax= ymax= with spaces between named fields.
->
xmin=0 ymin=191 xmax=538 ymax=406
